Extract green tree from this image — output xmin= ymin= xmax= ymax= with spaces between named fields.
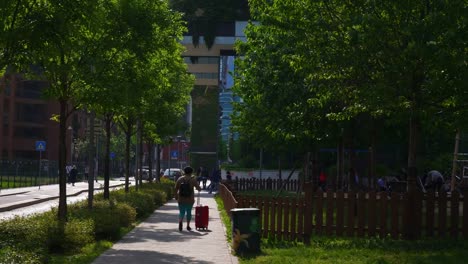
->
xmin=18 ymin=0 xmax=107 ymax=222
xmin=234 ymin=0 xmax=468 ymax=186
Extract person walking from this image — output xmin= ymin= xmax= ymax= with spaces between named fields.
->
xmin=209 ymin=167 xmax=221 ymax=194
xmin=174 ymin=166 xmax=201 ymax=231
xmin=424 ymin=170 xmax=445 ymax=192
xmin=226 ymin=170 xmax=232 ymax=181
xmin=84 ymin=165 xmax=89 ymax=181
xmin=201 ymin=166 xmax=209 ymax=189
xmin=70 ymin=165 xmax=78 ymax=186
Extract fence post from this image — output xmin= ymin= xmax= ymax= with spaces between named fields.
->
xmin=303 ymin=182 xmax=313 ymax=245
xmin=403 ymin=166 xmax=418 ymax=240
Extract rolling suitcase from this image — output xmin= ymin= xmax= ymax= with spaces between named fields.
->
xmin=195 ymin=192 xmax=209 ymax=230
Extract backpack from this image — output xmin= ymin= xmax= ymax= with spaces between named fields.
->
xmin=179 ymin=178 xmax=192 ymax=197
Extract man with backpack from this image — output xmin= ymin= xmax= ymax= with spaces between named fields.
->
xmin=174 ymin=166 xmax=202 ymax=231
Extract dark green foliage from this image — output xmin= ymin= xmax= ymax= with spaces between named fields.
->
xmin=0 ymin=182 xmax=169 ymax=262
xmin=0 ymin=247 xmax=43 ymax=264
xmin=112 ymin=189 xmax=156 ymax=218
xmin=68 ymin=200 xmax=137 ymax=241
xmin=0 ymin=215 xmax=48 ymax=254
xmin=45 ymin=217 xmax=94 ymax=254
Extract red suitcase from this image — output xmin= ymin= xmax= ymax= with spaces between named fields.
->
xmin=195 ymin=193 xmax=209 ymax=230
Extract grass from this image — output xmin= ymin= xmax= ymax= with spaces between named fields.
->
xmin=49 ymin=240 xmax=113 ymax=264
xmin=215 ymin=194 xmax=468 ymax=264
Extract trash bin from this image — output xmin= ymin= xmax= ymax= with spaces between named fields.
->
xmin=231 ymin=208 xmax=261 ymax=254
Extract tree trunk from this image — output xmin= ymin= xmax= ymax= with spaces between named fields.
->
xmin=451 ymin=129 xmax=460 ymax=192
xmin=407 ymin=116 xmax=420 ymax=171
xmin=368 ymin=121 xmax=377 ymax=190
xmin=138 ymin=120 xmax=143 ymax=187
xmin=148 ymin=140 xmax=154 ymax=182
xmin=103 ymin=113 xmax=112 ymax=199
xmin=88 ymin=111 xmax=95 ymax=209
xmin=277 ymin=154 xmax=281 ymax=181
xmin=124 ymin=117 xmax=132 ymax=193
xmin=337 ymin=135 xmax=345 ymax=190
xmin=156 ymin=144 xmax=161 ymax=182
xmin=58 ymin=99 xmax=68 ymax=222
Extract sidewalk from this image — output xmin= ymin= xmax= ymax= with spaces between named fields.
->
xmin=92 ymin=190 xmax=239 ymax=264
xmin=0 ymin=179 xmax=125 ymax=212
xmin=0 ymin=181 xmax=239 ymax=264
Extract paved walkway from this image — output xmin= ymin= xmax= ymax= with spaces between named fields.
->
xmin=92 ymin=190 xmax=238 ymax=264
xmin=0 ymin=181 xmax=238 ymax=264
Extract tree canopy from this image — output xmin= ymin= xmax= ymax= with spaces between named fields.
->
xmin=234 ymin=0 xmax=468 ymax=172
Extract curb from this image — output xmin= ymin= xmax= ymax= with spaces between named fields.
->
xmin=0 ymin=183 xmax=126 ymax=212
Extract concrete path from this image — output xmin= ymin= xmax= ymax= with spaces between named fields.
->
xmin=0 ymin=180 xmax=238 ymax=263
xmin=92 ymin=190 xmax=238 ymax=264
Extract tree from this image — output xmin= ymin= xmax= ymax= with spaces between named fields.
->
xmin=18 ymin=0 xmax=107 ymax=222
xmin=82 ymin=0 xmax=191 ymax=194
xmin=234 ymin=0 xmax=468 ymax=188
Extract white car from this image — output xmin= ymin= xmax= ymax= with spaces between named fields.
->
xmin=163 ymin=168 xmax=182 ymax=181
xmin=138 ymin=166 xmax=157 ymax=180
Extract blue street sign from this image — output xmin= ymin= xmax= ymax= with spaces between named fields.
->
xmin=35 ymin=141 xmax=46 ymax=152
xmin=171 ymin=150 xmax=178 ymax=159
xmin=110 ymin=152 xmax=116 ymax=159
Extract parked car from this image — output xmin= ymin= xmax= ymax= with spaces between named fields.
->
xmin=138 ymin=166 xmax=157 ymax=180
xmin=163 ymin=168 xmax=182 ymax=181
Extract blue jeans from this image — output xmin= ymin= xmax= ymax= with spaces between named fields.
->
xmin=209 ymin=182 xmax=218 ymax=193
xmin=178 ymin=203 xmax=194 ymax=221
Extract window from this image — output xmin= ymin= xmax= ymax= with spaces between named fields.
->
xmin=18 ymin=80 xmax=48 ymax=99
xmin=193 ymin=72 xmax=218 ymax=80
xmin=15 ymin=103 xmax=47 ymax=123
xmin=183 ymin=56 xmax=219 ymax=64
xmin=14 ymin=127 xmax=45 ymax=139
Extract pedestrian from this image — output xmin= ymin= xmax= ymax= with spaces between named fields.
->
xmin=377 ymin=177 xmax=387 ymax=192
xmin=209 ymin=167 xmax=221 ymax=194
xmin=226 ymin=170 xmax=232 ymax=181
xmin=201 ymin=166 xmax=209 ymax=189
xmin=319 ymin=169 xmax=327 ymax=191
xmin=174 ymin=166 xmax=201 ymax=231
xmin=84 ymin=165 xmax=89 ymax=181
xmin=424 ymin=170 xmax=444 ymax=192
xmin=70 ymin=165 xmax=78 ymax=186
xmin=196 ymin=166 xmax=202 ymax=185
xmin=66 ymin=164 xmax=72 ymax=183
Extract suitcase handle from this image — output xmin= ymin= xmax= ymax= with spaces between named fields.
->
xmin=197 ymin=191 xmax=201 ymax=206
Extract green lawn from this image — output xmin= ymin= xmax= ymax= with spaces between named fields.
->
xmin=215 ymin=194 xmax=468 ymax=264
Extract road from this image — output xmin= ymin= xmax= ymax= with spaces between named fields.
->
xmin=0 ymin=179 xmax=127 ymax=220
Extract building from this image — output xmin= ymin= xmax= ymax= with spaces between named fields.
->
xmin=0 ymin=74 xmax=61 ymax=161
xmin=179 ymin=21 xmax=247 ymax=169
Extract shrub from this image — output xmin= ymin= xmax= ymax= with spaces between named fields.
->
xmin=45 ymin=216 xmax=94 ymax=254
xmin=0 ymin=214 xmax=48 ymax=253
xmin=114 ymin=202 xmax=137 ymax=228
xmin=152 ymin=191 xmax=167 ymax=206
xmin=112 ymin=190 xmax=155 ymax=219
xmin=68 ymin=200 xmax=136 ymax=240
xmin=0 ymin=247 xmax=43 ymax=264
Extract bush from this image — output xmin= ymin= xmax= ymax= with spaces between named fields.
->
xmin=68 ymin=200 xmax=136 ymax=240
xmin=0 ymin=247 xmax=43 ymax=264
xmin=45 ymin=216 xmax=94 ymax=254
xmin=0 ymin=215 xmax=48 ymax=253
xmin=114 ymin=202 xmax=137 ymax=228
xmin=113 ymin=190 xmax=155 ymax=219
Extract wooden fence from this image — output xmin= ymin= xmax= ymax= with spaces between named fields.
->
xmin=219 ymin=181 xmax=468 ymax=242
xmin=232 ymin=178 xmax=301 ymax=192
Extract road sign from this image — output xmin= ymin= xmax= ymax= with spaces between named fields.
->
xmin=35 ymin=141 xmax=46 ymax=152
xmin=171 ymin=150 xmax=178 ymax=159
xmin=110 ymin=152 xmax=116 ymax=159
